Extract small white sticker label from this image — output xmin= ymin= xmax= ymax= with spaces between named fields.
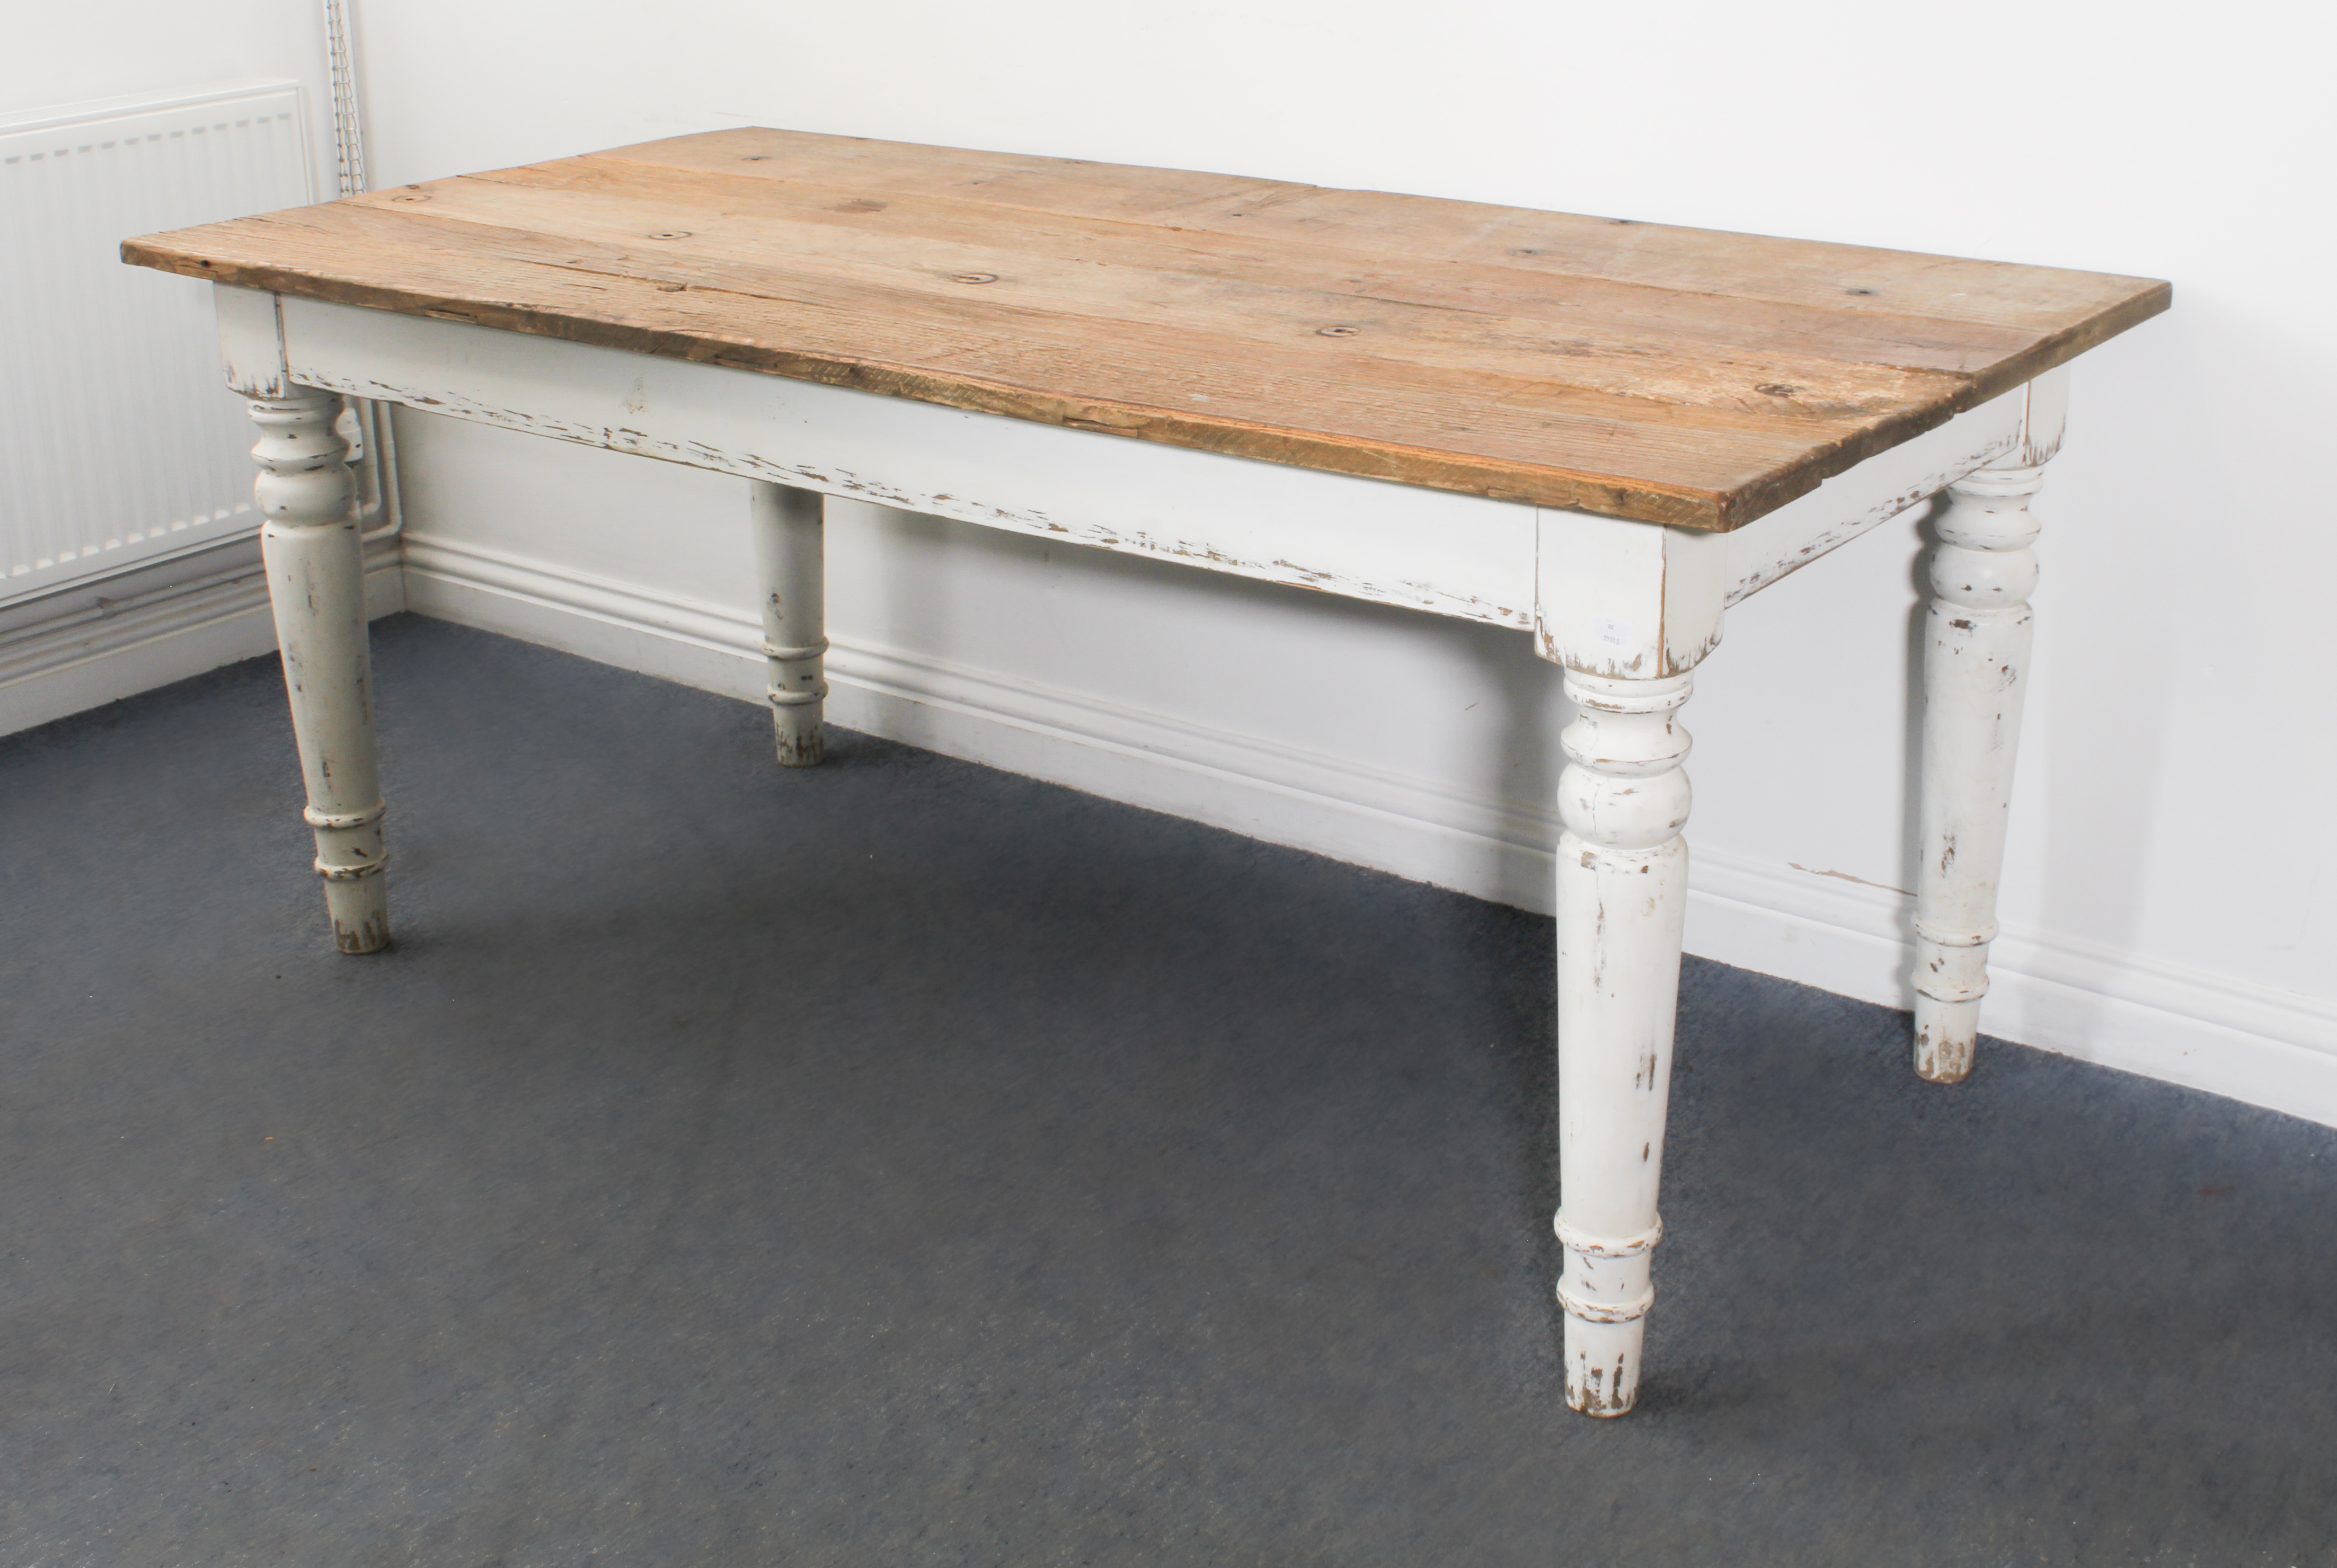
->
xmin=1592 ymin=616 xmax=1633 ymax=649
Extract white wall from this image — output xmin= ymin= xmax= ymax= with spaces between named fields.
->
xmin=4 ymin=2 xmax=339 ymax=175
xmin=132 ymin=3 xmax=2337 ymax=1109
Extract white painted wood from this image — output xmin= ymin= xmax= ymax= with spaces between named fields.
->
xmin=216 ymin=286 xmax=291 ymax=398
xmin=1536 ymin=512 xmax=1728 ymax=677
xmin=1722 ymin=386 xmax=2028 ymax=604
xmin=2018 ymin=365 xmax=2071 ymax=467
xmin=749 ymin=481 xmax=827 ymax=767
xmin=250 ymin=386 xmax=389 ymax=953
xmin=1912 ymin=456 xmax=2044 ymax=1080
xmin=1552 ymin=668 xmax=1693 ymax=1414
xmin=216 ymin=289 xmax=403 ymax=535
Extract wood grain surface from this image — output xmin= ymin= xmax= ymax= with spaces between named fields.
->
xmin=123 ymin=128 xmax=2168 ymax=530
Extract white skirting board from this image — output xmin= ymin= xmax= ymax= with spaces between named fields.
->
xmin=0 ymin=537 xmax=405 ymax=739
xmin=400 ymin=527 xmax=2326 ymax=1129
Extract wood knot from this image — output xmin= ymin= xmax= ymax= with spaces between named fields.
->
xmin=952 ymin=272 xmax=999 ymax=285
xmin=1317 ymin=325 xmax=1359 ymax=338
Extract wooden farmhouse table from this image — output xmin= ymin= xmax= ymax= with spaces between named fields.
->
xmin=125 ymin=129 xmax=2167 ymax=1416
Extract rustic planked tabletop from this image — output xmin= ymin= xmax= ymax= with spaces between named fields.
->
xmin=124 ymin=127 xmax=2165 ymax=531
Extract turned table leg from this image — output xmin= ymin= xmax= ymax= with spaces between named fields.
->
xmin=750 ymin=481 xmax=828 ymax=768
xmin=1553 ymin=669 xmax=1693 ymax=1415
xmin=1911 ymin=458 xmax=2044 ymax=1081
xmin=251 ymin=387 xmax=388 ymax=953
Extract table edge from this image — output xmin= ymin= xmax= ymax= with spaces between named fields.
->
xmin=120 ymin=238 xmax=2170 ymax=534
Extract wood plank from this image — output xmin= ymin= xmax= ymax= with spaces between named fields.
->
xmin=372 ymin=173 xmax=1977 ymax=426
xmin=128 ymin=203 xmax=1811 ymax=523
xmin=121 ymin=127 xmax=2169 ymax=530
xmin=604 ymin=129 xmax=2165 ymax=335
xmin=472 ymin=155 xmax=2048 ymax=377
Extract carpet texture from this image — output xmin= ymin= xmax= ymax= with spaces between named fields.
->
xmin=2 ymin=614 xmax=2330 ymax=1565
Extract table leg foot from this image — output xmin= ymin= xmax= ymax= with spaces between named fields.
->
xmin=1913 ymin=996 xmax=1980 ymax=1083
xmin=1912 ymin=459 xmax=2043 ymax=1081
xmin=751 ymin=481 xmax=827 ymax=768
xmin=1554 ymin=669 xmax=1692 ymax=1416
xmin=317 ymin=854 xmax=390 ymax=955
xmin=251 ymin=387 xmax=389 ymax=954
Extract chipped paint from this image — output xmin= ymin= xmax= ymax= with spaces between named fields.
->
xmin=1722 ymin=392 xmax=2030 ymax=604
xmin=294 ymin=365 xmax=1536 ymax=631
xmin=1553 ymin=668 xmax=1690 ymax=1418
xmin=250 ymin=388 xmax=390 ymax=953
xmin=1911 ymin=458 xmax=2043 ymax=1082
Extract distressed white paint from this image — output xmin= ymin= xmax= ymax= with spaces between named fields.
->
xmin=1537 ymin=513 xmax=1729 ymax=678
xmin=1552 ymin=668 xmax=1694 ymax=1414
xmin=1533 ymin=490 xmax=1732 ymax=1408
xmin=750 ymin=481 xmax=827 ymax=767
xmin=1722 ymin=385 xmax=2031 ymax=604
xmin=216 ymin=284 xmax=294 ymax=400
xmin=2018 ymin=366 xmax=2070 ymax=468
xmin=1904 ymin=369 xmax=2062 ymax=1082
xmin=1912 ymin=457 xmax=2044 ymax=1080
xmin=250 ymin=387 xmax=388 ymax=953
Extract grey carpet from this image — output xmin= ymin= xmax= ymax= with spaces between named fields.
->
xmin=2 ymin=613 xmax=2330 ymax=1566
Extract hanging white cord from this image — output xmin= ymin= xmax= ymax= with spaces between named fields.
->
xmin=321 ymin=0 xmax=402 ymax=542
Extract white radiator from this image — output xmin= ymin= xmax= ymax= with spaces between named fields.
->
xmin=0 ymin=83 xmax=316 ymax=606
